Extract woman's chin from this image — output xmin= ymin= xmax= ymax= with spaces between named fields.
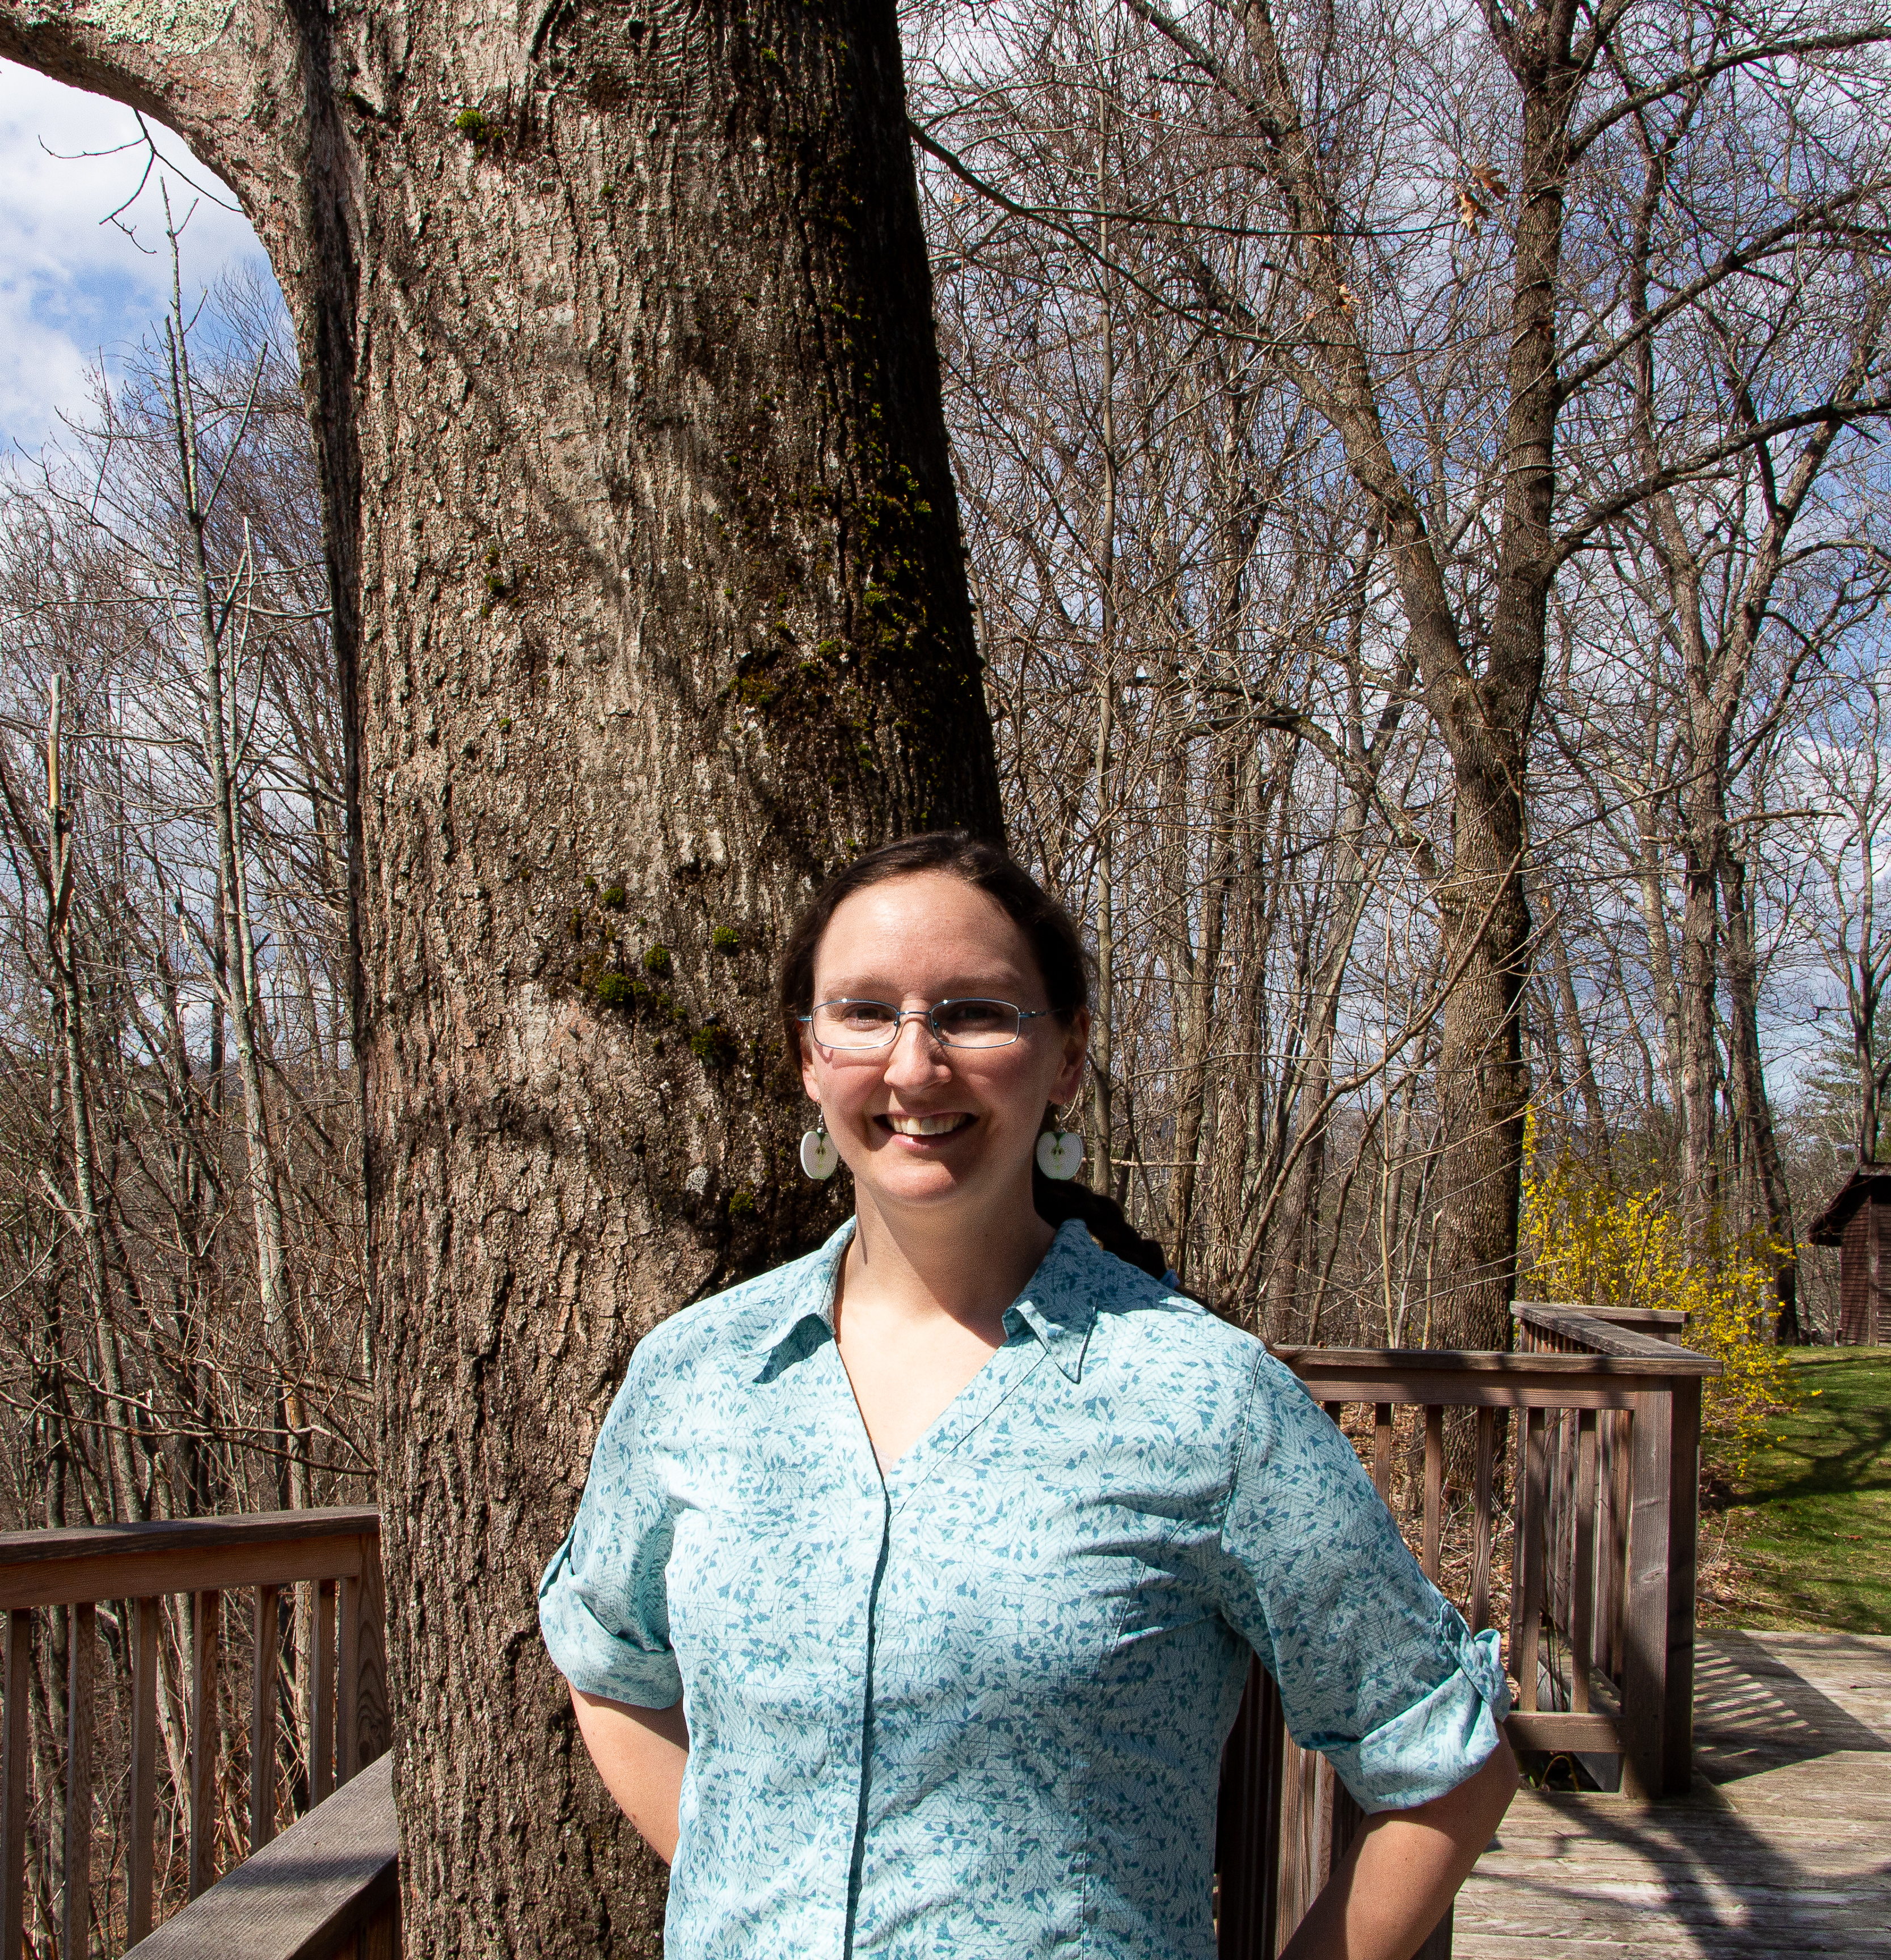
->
xmin=857 ymin=1155 xmax=991 ymax=1210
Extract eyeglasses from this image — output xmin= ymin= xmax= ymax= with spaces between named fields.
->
xmin=801 ymin=998 xmax=1056 ymax=1051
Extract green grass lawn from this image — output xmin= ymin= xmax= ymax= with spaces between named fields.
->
xmin=1709 ymin=1346 xmax=1891 ymax=1633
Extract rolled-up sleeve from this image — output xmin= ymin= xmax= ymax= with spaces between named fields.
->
xmin=538 ymin=1345 xmax=683 ymax=1709
xmin=1211 ymin=1351 xmax=1510 ymax=1813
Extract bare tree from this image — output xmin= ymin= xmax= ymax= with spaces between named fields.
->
xmin=1800 ymin=678 xmax=1891 ymax=1164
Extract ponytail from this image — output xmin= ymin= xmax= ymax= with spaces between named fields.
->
xmin=1033 ymin=1161 xmax=1173 ymax=1282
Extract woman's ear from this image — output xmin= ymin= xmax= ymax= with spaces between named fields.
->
xmin=799 ymin=1025 xmax=822 ymax=1103
xmin=1052 ymin=1008 xmax=1090 ymax=1105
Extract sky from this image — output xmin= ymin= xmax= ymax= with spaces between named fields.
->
xmin=0 ymin=58 xmax=268 ymax=463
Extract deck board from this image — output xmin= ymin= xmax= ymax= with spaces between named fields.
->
xmin=1454 ymin=1631 xmax=1891 ymax=1957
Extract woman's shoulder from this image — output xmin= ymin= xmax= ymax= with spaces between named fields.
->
xmin=1064 ymin=1233 xmax=1329 ymax=1414
xmin=628 ymin=1223 xmax=850 ymax=1383
xmin=1054 ymin=1224 xmax=1269 ymax=1376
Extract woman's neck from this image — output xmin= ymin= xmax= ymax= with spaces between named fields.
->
xmin=842 ymin=1184 xmax=1057 ymax=1341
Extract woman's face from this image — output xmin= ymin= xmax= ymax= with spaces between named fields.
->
xmin=800 ymin=872 xmax=1088 ymax=1222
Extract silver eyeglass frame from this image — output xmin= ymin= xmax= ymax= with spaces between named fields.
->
xmin=799 ymin=997 xmax=1057 ymax=1051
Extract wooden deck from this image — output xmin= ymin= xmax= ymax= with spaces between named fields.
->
xmin=1456 ymin=1630 xmax=1891 ymax=1955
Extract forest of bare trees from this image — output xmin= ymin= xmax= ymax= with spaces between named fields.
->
xmin=1 ymin=0 xmax=1889 ymax=1949
xmin=910 ymin=0 xmax=1891 ymax=1346
xmin=0 ymin=250 xmax=363 ymax=1539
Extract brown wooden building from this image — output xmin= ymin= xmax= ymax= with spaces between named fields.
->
xmin=1808 ymin=1165 xmax=1891 ymax=1345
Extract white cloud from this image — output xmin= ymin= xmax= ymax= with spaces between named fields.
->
xmin=0 ymin=59 xmax=271 ymax=459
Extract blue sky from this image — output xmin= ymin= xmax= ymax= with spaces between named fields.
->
xmin=0 ymin=58 xmax=268 ymax=460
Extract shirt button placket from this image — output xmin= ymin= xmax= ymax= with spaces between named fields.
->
xmin=831 ymin=1473 xmax=891 ymax=1957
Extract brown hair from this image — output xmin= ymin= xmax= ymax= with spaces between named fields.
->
xmin=777 ymin=831 xmax=1173 ymax=1281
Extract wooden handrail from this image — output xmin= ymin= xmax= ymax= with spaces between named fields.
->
xmin=1273 ymin=1346 xmax=1715 ymax=1409
xmin=0 ymin=1511 xmax=385 ymax=1960
xmin=124 ymin=1753 xmax=396 ymax=1960
xmin=0 ymin=1509 xmax=379 ymax=1568
xmin=0 ymin=1509 xmax=381 ymax=1612
xmin=1510 ymin=1302 xmax=1713 ymax=1364
xmin=1513 ymin=1299 xmax=1687 ymax=1341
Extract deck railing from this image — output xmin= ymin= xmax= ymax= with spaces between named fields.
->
xmin=1506 ymin=1299 xmax=1707 ymax=1802
xmin=0 ymin=1302 xmax=1719 ymax=1960
xmin=0 ymin=1510 xmax=387 ymax=1960
xmin=1217 ymin=1304 xmax=1719 ymax=1958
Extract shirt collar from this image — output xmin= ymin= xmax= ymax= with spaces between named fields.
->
xmin=753 ymin=1215 xmax=1100 ymax=1384
xmin=752 ymin=1218 xmax=856 ymax=1366
xmin=1002 ymin=1219 xmax=1100 ymax=1382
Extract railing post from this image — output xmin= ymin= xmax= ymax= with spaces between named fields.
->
xmin=129 ymin=1596 xmax=157 ymax=1946
xmin=64 ymin=1600 xmax=94 ymax=1960
xmin=3 ymin=1609 xmax=28 ymax=1960
xmin=353 ymin=1531 xmax=388 ymax=1773
xmin=190 ymin=1589 xmax=221 ymax=1898
xmin=311 ymin=1579 xmax=336 ymax=1805
xmin=1663 ymin=1374 xmax=1703 ymax=1795
xmin=1620 ymin=1391 xmax=1673 ymax=1800
xmin=1421 ymin=1406 xmax=1444 ymax=1582
xmin=1216 ymin=1662 xmax=1284 ymax=1960
xmin=1274 ymin=1735 xmax=1328 ymax=1954
xmin=1608 ymin=1411 xmax=1631 ymax=1680
xmin=1513 ymin=1409 xmax=1548 ymax=1711
xmin=1572 ymin=1411 xmax=1598 ymax=1715
xmin=252 ymin=1585 xmax=280 ymax=1851
xmin=1471 ymin=1409 xmax=1495 ymax=1633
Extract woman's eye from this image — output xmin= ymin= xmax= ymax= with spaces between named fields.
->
xmin=838 ymin=1002 xmax=896 ymax=1029
xmin=938 ymin=1000 xmax=1008 ymax=1033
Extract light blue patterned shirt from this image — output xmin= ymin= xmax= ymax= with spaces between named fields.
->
xmin=539 ymin=1219 xmax=1508 ymax=1959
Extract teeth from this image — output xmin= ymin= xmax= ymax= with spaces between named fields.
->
xmin=887 ymin=1113 xmax=970 ymax=1137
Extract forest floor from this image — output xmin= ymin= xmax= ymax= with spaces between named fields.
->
xmin=1701 ymin=1347 xmax=1891 ymax=1634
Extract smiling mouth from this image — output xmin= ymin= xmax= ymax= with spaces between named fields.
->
xmin=880 ymin=1113 xmax=974 ymax=1138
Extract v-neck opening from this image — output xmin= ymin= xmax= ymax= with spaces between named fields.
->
xmin=884 ymin=1337 xmax=1048 ymax=1507
xmin=847 ymin=1328 xmax=1046 ymax=1485
xmin=818 ymin=1226 xmax=1058 ymax=1486
xmin=829 ymin=1309 xmax=1024 ymax=1481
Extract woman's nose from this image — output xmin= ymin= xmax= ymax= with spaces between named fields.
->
xmin=883 ymin=1013 xmax=949 ymax=1080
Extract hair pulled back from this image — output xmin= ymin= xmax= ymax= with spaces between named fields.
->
xmin=778 ymin=830 xmax=1173 ymax=1282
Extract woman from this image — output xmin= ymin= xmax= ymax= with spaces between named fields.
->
xmin=539 ymin=832 xmax=1516 ymax=1959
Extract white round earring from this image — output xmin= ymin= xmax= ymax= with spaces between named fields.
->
xmin=799 ymin=1115 xmax=839 ymax=1180
xmin=1036 ymin=1091 xmax=1085 ymax=1181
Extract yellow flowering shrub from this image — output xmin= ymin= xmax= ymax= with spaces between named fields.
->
xmin=1518 ymin=1125 xmax=1793 ymax=1477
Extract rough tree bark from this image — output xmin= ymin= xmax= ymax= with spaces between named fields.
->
xmin=0 ymin=2 xmax=1000 ymax=1954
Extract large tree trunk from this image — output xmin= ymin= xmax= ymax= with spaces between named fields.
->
xmin=1426 ymin=745 xmax=1533 ymax=1350
xmin=0 ymin=3 xmax=1000 ymax=1954
xmin=1423 ymin=39 xmax=1573 ymax=1350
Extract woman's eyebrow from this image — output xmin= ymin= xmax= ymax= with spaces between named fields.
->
xmin=815 ymin=974 xmax=1031 ymax=997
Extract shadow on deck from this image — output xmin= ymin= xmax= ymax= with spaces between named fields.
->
xmin=1456 ymin=1630 xmax=1891 ymax=1956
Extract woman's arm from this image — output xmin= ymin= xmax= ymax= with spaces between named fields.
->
xmin=1281 ymin=1736 xmax=1518 ymax=1960
xmin=569 ymin=1686 xmax=690 ymax=1864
